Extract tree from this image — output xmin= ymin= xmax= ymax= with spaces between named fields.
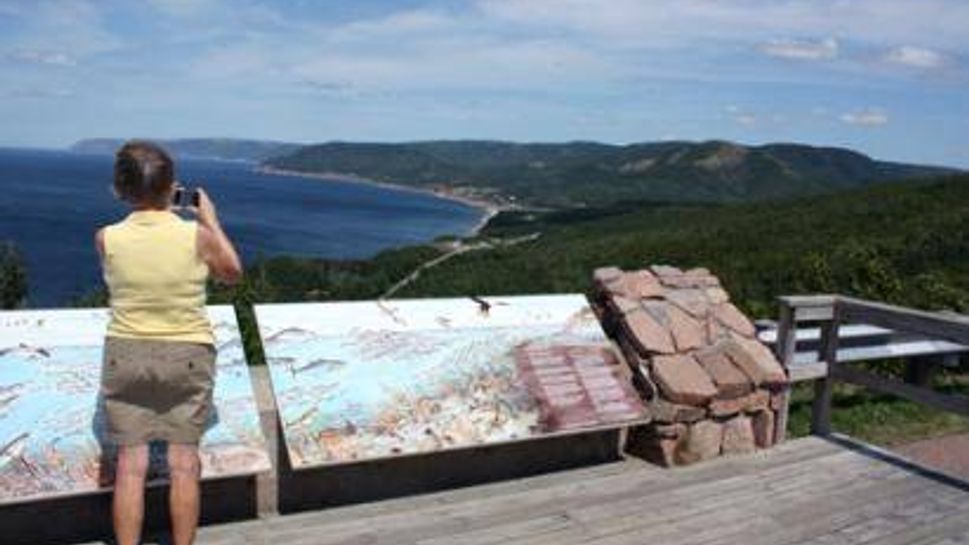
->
xmin=0 ymin=241 xmax=27 ymax=309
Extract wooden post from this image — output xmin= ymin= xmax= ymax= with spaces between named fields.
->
xmin=904 ymin=355 xmax=940 ymax=387
xmin=812 ymin=304 xmax=840 ymax=436
xmin=248 ymin=364 xmax=280 ymax=517
xmin=772 ymin=300 xmax=797 ymax=444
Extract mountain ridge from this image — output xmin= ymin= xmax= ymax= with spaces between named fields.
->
xmin=264 ymin=139 xmax=959 ymax=207
xmin=70 ymin=137 xmax=302 ymax=162
xmin=69 ymin=137 xmax=960 ymax=208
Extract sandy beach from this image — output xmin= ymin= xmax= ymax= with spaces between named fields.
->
xmin=255 ymin=165 xmax=503 ymax=237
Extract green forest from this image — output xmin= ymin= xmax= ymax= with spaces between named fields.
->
xmin=215 ymin=173 xmax=969 ymax=321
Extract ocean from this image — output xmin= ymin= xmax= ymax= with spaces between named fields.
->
xmin=0 ymin=148 xmax=485 ymax=307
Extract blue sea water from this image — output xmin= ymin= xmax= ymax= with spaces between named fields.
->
xmin=0 ymin=148 xmax=484 ymax=307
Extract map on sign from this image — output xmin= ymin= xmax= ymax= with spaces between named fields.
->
xmin=0 ymin=307 xmax=271 ymax=504
xmin=256 ymin=294 xmax=647 ymax=469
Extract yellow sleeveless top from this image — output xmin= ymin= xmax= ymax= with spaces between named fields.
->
xmin=103 ymin=210 xmax=213 ymax=345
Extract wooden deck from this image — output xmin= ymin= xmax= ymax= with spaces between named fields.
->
xmin=83 ymin=435 xmax=969 ymax=545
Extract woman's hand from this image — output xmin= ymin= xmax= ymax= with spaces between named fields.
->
xmin=191 ymin=187 xmax=243 ymax=284
xmin=191 ymin=188 xmax=220 ymax=229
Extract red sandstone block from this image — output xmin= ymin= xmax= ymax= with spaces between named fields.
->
xmin=664 ymin=271 xmax=720 ymax=289
xmin=695 ymin=347 xmax=752 ymax=399
xmin=704 ymin=286 xmax=730 ymax=304
xmin=623 ymin=309 xmax=676 ymax=355
xmin=666 ymin=288 xmax=710 ymax=318
xmin=709 ymin=389 xmax=770 ymax=417
xmin=705 ymin=316 xmax=729 ymax=344
xmin=770 ymin=388 xmax=789 ymax=410
xmin=650 ymin=264 xmax=683 ymax=277
xmin=713 ymin=302 xmax=757 ymax=338
xmin=649 ymin=398 xmax=707 ymax=424
xmin=651 ymin=354 xmax=718 ymax=406
xmin=752 ymin=409 xmax=775 ymax=448
xmin=608 ymin=294 xmax=642 ymax=316
xmin=625 ymin=424 xmax=685 ymax=467
xmin=676 ymin=420 xmax=722 ymax=465
xmin=745 ymin=389 xmax=770 ymax=412
xmin=666 ymin=304 xmax=706 ymax=352
xmin=593 ymin=266 xmax=623 ymax=287
xmin=620 ymin=270 xmax=665 ymax=299
xmin=723 ymin=337 xmax=787 ymax=387
xmin=721 ymin=415 xmax=756 ymax=456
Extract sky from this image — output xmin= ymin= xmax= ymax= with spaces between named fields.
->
xmin=0 ymin=0 xmax=967 ymax=167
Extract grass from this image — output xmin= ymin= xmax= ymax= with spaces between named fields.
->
xmin=786 ymin=370 xmax=969 ymax=447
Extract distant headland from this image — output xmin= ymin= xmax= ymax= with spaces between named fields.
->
xmin=71 ymin=137 xmax=960 ymax=210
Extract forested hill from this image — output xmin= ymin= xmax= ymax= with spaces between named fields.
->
xmin=264 ymin=140 xmax=957 ymax=207
xmin=70 ymin=138 xmax=302 ymax=162
xmin=226 ymin=174 xmax=969 ymax=319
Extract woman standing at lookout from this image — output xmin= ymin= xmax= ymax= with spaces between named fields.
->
xmin=95 ymin=140 xmax=242 ymax=545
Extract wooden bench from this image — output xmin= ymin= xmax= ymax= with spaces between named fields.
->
xmin=765 ymin=295 xmax=969 ymax=442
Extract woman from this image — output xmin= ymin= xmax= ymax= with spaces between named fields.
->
xmin=95 ymin=140 xmax=242 ymax=545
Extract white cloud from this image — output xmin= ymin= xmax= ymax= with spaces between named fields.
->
xmin=288 ymin=37 xmax=612 ymax=93
xmin=8 ymin=49 xmax=76 ymax=66
xmin=840 ymin=109 xmax=889 ymax=126
xmin=146 ymin=0 xmax=221 ymax=18
xmin=2 ymin=0 xmax=122 ymax=58
xmin=733 ymin=114 xmax=758 ymax=126
xmin=885 ymin=45 xmax=944 ymax=68
xmin=759 ymin=38 xmax=838 ymax=60
xmin=326 ymin=9 xmax=455 ymax=41
xmin=4 ymin=87 xmax=74 ymax=98
xmin=478 ymin=0 xmax=969 ymax=51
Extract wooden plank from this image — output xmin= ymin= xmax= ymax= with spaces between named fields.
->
xmin=237 ymin=439 xmax=845 ymax=545
xmin=522 ymin=450 xmax=912 ymax=545
xmin=786 ymin=340 xmax=968 ymax=367
xmin=778 ymin=294 xmax=837 ymax=310
xmin=813 ymin=502 xmax=969 ymax=545
xmin=76 ymin=437 xmax=967 ymax=545
xmin=812 ymin=313 xmax=839 ymax=436
xmin=432 ymin=448 xmax=884 ymax=545
xmin=839 ymin=296 xmax=969 ymax=346
xmin=787 ymin=361 xmax=827 ymax=382
xmin=726 ymin=476 xmax=969 ymax=545
xmin=794 ymin=305 xmax=836 ymax=322
xmin=772 ymin=300 xmax=797 ymax=443
xmin=833 ymin=365 xmax=969 ymax=417
xmin=262 ymin=444 xmax=849 ymax=545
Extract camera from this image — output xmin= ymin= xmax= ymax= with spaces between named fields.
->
xmin=172 ymin=187 xmax=200 ymax=208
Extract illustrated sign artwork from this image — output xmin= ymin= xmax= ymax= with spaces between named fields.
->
xmin=0 ymin=307 xmax=271 ymax=504
xmin=256 ymin=294 xmax=647 ymax=469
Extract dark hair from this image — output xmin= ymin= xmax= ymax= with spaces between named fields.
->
xmin=113 ymin=140 xmax=175 ymax=207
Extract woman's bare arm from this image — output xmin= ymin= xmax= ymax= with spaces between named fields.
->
xmin=193 ymin=188 xmax=243 ymax=285
xmin=95 ymin=227 xmax=106 ymax=261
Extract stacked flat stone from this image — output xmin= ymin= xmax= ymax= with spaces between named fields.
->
xmin=591 ymin=264 xmax=788 ymax=466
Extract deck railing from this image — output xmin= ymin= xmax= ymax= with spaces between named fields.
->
xmin=767 ymin=295 xmax=969 ymax=441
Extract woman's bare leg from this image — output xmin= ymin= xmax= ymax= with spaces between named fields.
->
xmin=113 ymin=444 xmax=148 ymax=545
xmin=167 ymin=443 xmax=202 ymax=545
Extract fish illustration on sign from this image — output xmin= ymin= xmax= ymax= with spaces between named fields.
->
xmin=0 ymin=307 xmax=271 ymax=504
xmin=257 ymin=295 xmax=648 ymax=469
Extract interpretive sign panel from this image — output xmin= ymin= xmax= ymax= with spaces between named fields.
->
xmin=256 ymin=294 xmax=647 ymax=469
xmin=0 ymin=307 xmax=271 ymax=504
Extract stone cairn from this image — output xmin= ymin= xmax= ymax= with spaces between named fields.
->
xmin=590 ymin=265 xmax=788 ymax=466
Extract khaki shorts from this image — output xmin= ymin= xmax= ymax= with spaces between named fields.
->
xmin=101 ymin=336 xmax=217 ymax=445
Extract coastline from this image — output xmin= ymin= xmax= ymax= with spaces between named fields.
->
xmin=255 ymin=165 xmax=503 ymax=237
